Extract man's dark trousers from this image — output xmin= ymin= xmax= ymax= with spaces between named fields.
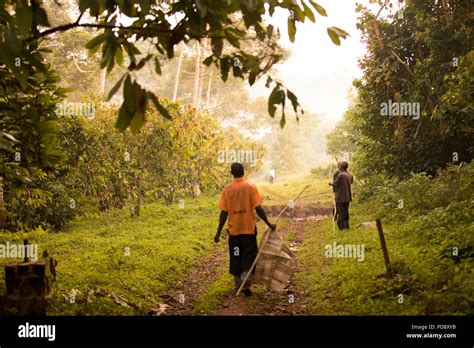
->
xmin=336 ymin=202 xmax=350 ymax=230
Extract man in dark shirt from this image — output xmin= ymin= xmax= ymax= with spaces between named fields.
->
xmin=331 ymin=162 xmax=341 ymax=193
xmin=331 ymin=161 xmax=353 ymax=230
xmin=329 ymin=162 xmax=341 ymax=221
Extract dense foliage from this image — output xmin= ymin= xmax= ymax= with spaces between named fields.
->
xmin=2 ymin=101 xmax=262 ymax=231
xmin=327 ymin=0 xmax=474 ymax=178
xmin=300 ymin=163 xmax=473 ymax=315
xmin=356 ymin=162 xmax=474 ymax=314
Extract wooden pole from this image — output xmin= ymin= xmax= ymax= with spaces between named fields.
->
xmin=375 ymin=218 xmax=393 ymax=278
xmin=331 ymin=157 xmax=339 ymax=236
xmin=236 ymin=185 xmax=310 ymax=296
xmin=23 ymin=239 xmax=29 ymax=263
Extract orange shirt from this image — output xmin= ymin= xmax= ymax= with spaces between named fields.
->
xmin=218 ymin=177 xmax=263 ymax=235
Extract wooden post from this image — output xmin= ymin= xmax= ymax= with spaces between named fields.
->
xmin=23 ymin=239 xmax=29 ymax=263
xmin=375 ymin=218 xmax=393 ymax=278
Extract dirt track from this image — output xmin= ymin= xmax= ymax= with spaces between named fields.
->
xmin=264 ymin=204 xmax=333 ymax=219
xmin=160 ymin=204 xmax=331 ymax=316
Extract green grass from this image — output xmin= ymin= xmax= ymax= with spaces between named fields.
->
xmin=0 ymin=175 xmax=328 ymax=315
xmin=192 ymin=271 xmax=234 ymax=315
xmin=0 ymin=195 xmax=222 ymax=315
xmin=297 ymin=199 xmax=474 ymax=315
xmin=10 ymin=175 xmax=456 ymax=316
xmin=257 ymin=175 xmax=333 ymax=207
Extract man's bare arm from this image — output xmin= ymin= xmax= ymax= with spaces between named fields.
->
xmin=255 ymin=206 xmax=276 ymax=230
xmin=214 ymin=211 xmax=228 ymax=243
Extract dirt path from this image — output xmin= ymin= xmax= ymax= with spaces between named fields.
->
xmin=159 ymin=205 xmax=331 ymax=316
xmin=212 ymin=208 xmax=328 ymax=316
xmin=160 ymin=244 xmax=228 ymax=315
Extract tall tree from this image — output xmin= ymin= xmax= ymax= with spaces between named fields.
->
xmin=344 ymin=0 xmax=473 ymax=178
xmin=172 ymin=42 xmax=185 ymax=102
xmin=192 ymin=40 xmax=201 ymax=107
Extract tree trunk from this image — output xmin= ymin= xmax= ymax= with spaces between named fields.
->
xmin=206 ymin=67 xmax=213 ymax=108
xmin=100 ymin=69 xmax=106 ymax=96
xmin=172 ymin=42 xmax=185 ymax=102
xmin=192 ymin=41 xmax=201 ymax=108
xmin=197 ymin=39 xmax=210 ymax=108
xmin=197 ymin=69 xmax=205 ymax=108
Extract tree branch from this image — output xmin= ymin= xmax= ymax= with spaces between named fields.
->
xmin=28 ymin=20 xmax=261 ymax=43
xmin=390 ymin=49 xmax=414 ymax=77
xmin=370 ymin=1 xmax=414 ymax=77
xmin=27 ymin=23 xmax=174 ymax=42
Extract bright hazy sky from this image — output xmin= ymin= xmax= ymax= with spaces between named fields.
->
xmin=249 ymin=1 xmax=381 ymax=124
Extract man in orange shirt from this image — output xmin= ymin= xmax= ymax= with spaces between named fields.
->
xmin=214 ymin=163 xmax=276 ymax=296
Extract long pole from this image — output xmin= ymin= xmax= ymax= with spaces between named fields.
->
xmin=236 ymin=185 xmax=310 ymax=296
xmin=332 ymin=156 xmax=339 ymax=236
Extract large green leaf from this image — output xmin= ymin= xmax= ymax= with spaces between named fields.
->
xmin=85 ymin=33 xmax=107 ymax=50
xmin=287 ymin=18 xmax=296 ymax=43
xmin=268 ymin=86 xmax=282 ymax=117
xmin=116 ymin=105 xmax=133 ymax=132
xmin=147 ymin=92 xmax=171 ymax=120
xmin=309 ymin=1 xmax=327 ymax=17
xmin=107 ymin=75 xmax=126 ymax=101
xmin=327 ymin=27 xmax=350 ymax=46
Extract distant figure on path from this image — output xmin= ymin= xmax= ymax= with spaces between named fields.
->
xmin=269 ymin=168 xmax=276 ymax=184
xmin=330 ymin=161 xmax=353 ymax=230
xmin=214 ymin=163 xmax=276 ymax=296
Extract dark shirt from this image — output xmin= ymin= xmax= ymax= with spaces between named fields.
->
xmin=332 ymin=170 xmax=340 ymax=193
xmin=333 ymin=171 xmax=353 ymax=203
